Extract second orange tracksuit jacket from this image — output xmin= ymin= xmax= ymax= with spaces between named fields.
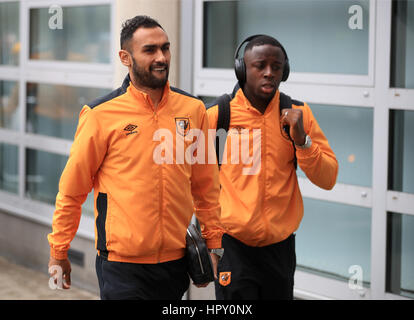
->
xmin=48 ymin=74 xmax=223 ymax=264
xmin=207 ymin=88 xmax=338 ymax=247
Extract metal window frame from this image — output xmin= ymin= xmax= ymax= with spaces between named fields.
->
xmin=186 ymin=0 xmax=414 ymax=300
xmin=0 ymin=0 xmax=116 ymax=240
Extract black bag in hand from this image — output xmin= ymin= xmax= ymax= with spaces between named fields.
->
xmin=185 ymin=223 xmax=214 ymax=285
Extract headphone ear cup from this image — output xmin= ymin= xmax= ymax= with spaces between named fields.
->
xmin=234 ymin=58 xmax=246 ymax=84
xmin=282 ymin=58 xmax=290 ymax=82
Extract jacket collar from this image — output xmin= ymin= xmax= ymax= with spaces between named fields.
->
xmin=123 ymin=73 xmax=170 ymax=108
xmin=121 ymin=73 xmax=131 ymax=93
xmin=235 ymin=87 xmax=280 ymax=116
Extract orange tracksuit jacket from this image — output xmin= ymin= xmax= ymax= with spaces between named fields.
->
xmin=206 ymin=88 xmax=338 ymax=247
xmin=48 ymin=74 xmax=223 ymax=264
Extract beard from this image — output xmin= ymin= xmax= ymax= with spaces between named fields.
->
xmin=131 ymin=57 xmax=169 ymax=89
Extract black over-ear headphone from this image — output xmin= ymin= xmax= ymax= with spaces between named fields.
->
xmin=234 ymin=34 xmax=290 ymax=85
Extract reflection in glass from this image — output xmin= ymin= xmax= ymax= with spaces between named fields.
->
xmin=387 ymin=212 xmax=414 ymax=299
xmin=26 ymin=149 xmax=67 ymax=204
xmin=25 ymin=149 xmax=93 ymax=216
xmin=0 ymin=81 xmax=19 ymax=130
xmin=0 ymin=143 xmax=18 ymax=194
xmin=390 ymin=0 xmax=414 ymax=89
xmin=296 ymin=198 xmax=371 ymax=285
xmin=203 ymin=0 xmax=369 ymax=74
xmin=0 ymin=1 xmax=19 ymax=65
xmin=297 ymin=104 xmax=373 ymax=187
xmin=26 ymin=83 xmax=110 ymax=140
xmin=389 ymin=110 xmax=414 ymax=194
xmin=29 ymin=5 xmax=110 ymax=63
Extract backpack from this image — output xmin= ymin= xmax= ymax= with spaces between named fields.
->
xmin=206 ymin=83 xmax=297 ymax=170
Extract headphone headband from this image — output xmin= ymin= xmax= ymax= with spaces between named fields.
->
xmin=234 ymin=34 xmax=290 ymax=84
xmin=234 ymin=34 xmax=267 ymax=61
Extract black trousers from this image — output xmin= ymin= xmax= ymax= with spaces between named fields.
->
xmin=95 ymin=254 xmax=190 ymax=300
xmin=215 ymin=233 xmax=296 ymax=300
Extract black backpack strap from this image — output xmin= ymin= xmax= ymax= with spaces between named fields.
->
xmin=215 ymin=94 xmax=231 ymax=167
xmin=279 ymin=92 xmax=297 ymax=170
xmin=206 ymin=83 xmax=240 ymax=168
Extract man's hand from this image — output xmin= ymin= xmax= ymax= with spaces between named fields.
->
xmin=48 ymin=256 xmax=71 ymax=289
xmin=280 ymin=108 xmax=306 ymax=146
xmin=193 ymin=252 xmax=219 ymax=288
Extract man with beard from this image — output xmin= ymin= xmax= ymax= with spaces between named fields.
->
xmin=207 ymin=35 xmax=338 ymax=299
xmin=47 ymin=15 xmax=224 ymax=300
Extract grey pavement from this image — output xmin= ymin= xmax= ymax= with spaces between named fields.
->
xmin=0 ymin=256 xmax=99 ymax=300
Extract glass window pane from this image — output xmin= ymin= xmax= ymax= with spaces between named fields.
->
xmin=387 ymin=212 xmax=414 ymax=299
xmin=390 ymin=0 xmax=414 ymax=89
xmin=389 ymin=110 xmax=414 ymax=194
xmin=0 ymin=143 xmax=18 ymax=194
xmin=204 ymin=0 xmax=370 ymax=75
xmin=26 ymin=83 xmax=110 ymax=140
xmin=29 ymin=5 xmax=110 ymax=63
xmin=0 ymin=80 xmax=19 ymax=130
xmin=26 ymin=149 xmax=67 ymax=204
xmin=25 ymin=148 xmax=93 ymax=217
xmin=296 ymin=198 xmax=371 ymax=285
xmin=83 ymin=192 xmax=94 ymax=218
xmin=203 ymin=1 xmax=237 ymax=68
xmin=297 ymin=104 xmax=373 ymax=187
xmin=0 ymin=1 xmax=19 ymax=65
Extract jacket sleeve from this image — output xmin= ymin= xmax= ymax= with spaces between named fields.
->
xmin=47 ymin=105 xmax=107 ymax=259
xmin=191 ymin=105 xmax=224 ymax=249
xmin=296 ymin=103 xmax=338 ymax=190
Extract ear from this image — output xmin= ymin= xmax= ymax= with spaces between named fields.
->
xmin=119 ymin=49 xmax=132 ymax=67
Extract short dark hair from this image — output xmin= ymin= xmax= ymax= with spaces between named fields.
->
xmin=244 ymin=35 xmax=287 ymax=59
xmin=120 ymin=15 xmax=164 ymax=51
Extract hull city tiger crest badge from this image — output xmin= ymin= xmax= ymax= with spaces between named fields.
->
xmin=219 ymin=271 xmax=231 ymax=286
xmin=175 ymin=117 xmax=190 ymax=136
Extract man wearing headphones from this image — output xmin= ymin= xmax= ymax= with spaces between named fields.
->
xmin=206 ymin=35 xmax=338 ymax=299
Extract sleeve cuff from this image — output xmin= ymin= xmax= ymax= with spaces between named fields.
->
xmin=50 ymin=247 xmax=68 ymax=260
xmin=206 ymin=237 xmax=223 ymax=250
xmin=296 ymin=140 xmax=318 ymax=158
